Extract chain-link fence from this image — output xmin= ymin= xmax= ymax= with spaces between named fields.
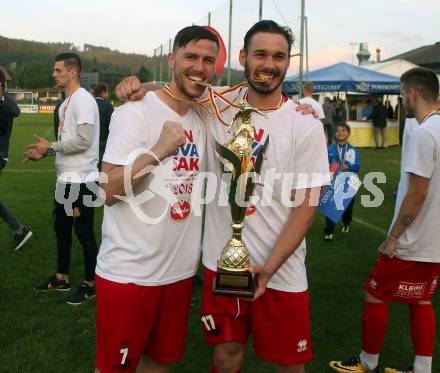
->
xmin=151 ymin=0 xmax=303 ymax=85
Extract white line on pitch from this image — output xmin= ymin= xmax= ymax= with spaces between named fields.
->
xmin=353 ymin=217 xmax=388 ymax=235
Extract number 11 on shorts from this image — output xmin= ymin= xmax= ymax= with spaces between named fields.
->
xmin=201 ymin=315 xmax=216 ymax=331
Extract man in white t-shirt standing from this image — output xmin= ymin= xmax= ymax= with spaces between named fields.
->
xmin=330 ymin=68 xmax=440 ymax=373
xmin=94 ymin=26 xmax=219 ymax=373
xmin=299 ymin=81 xmax=325 ymax=121
xmin=200 ymin=21 xmax=329 ymax=373
xmin=25 ymin=53 xmax=100 ymax=306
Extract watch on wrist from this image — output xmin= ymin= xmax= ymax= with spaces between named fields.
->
xmin=47 ymin=144 xmax=55 ymax=156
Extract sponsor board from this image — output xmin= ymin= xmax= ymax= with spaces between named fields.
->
xmin=38 ymin=104 xmax=57 ymax=113
xmin=18 ymin=104 xmax=39 ymax=113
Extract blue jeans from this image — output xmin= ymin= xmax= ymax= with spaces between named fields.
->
xmin=0 ymin=159 xmax=23 ymax=233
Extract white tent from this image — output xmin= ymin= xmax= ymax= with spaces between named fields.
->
xmin=364 ymin=59 xmax=419 ymax=77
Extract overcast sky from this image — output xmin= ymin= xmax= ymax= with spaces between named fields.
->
xmin=3 ymin=0 xmax=440 ymax=75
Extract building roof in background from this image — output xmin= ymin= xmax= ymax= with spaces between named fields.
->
xmin=384 ymin=42 xmax=440 ymax=65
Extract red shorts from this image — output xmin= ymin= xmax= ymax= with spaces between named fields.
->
xmin=364 ymin=255 xmax=440 ymax=303
xmin=200 ymin=268 xmax=312 ymax=366
xmin=95 ymin=275 xmax=192 ymax=373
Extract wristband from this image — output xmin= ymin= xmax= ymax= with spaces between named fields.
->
xmin=389 ymin=233 xmax=399 ymax=240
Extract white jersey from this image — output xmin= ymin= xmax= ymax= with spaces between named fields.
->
xmin=298 ymin=97 xmax=325 ymax=120
xmin=202 ymin=89 xmax=330 ymax=292
xmin=96 ymin=92 xmax=206 ymax=286
xmin=399 ymin=118 xmax=419 ymax=176
xmin=56 ymin=87 xmax=100 ymax=182
xmin=393 ymin=113 xmax=440 ymax=262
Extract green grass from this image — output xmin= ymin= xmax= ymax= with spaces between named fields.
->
xmin=0 ymin=114 xmax=438 ymax=372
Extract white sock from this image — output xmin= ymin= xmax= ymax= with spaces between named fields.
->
xmin=359 ymin=350 xmax=379 ymax=371
xmin=413 ymin=355 xmax=432 ymax=373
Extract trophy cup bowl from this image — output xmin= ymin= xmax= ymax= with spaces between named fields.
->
xmin=213 ymin=101 xmax=269 ymax=298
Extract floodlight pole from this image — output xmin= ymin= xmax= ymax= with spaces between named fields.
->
xmin=305 ymin=16 xmax=309 ymax=81
xmin=298 ymin=0 xmax=305 ymax=98
xmin=168 ymin=38 xmax=172 ymax=82
xmin=259 ymin=0 xmax=263 ymax=21
xmin=227 ymin=0 xmax=233 ymax=85
xmin=159 ymin=45 xmax=163 ymax=82
xmin=153 ymin=48 xmax=157 ymax=82
xmin=208 ymin=12 xmax=211 ymax=26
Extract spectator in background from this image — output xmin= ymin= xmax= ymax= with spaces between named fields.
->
xmin=335 ymin=98 xmax=347 ymax=124
xmin=53 ymin=94 xmax=65 ymax=139
xmin=26 ymin=53 xmax=100 ymax=306
xmin=323 ymin=123 xmax=360 ymax=241
xmin=361 ymin=99 xmax=373 ymax=120
xmin=323 ymin=97 xmax=335 ymax=144
xmin=299 ymin=81 xmax=325 ymax=120
xmin=0 ymin=70 xmax=33 ymax=250
xmin=370 ymin=99 xmax=388 ymax=149
xmin=92 ymin=83 xmax=113 ymax=170
xmin=395 ymin=96 xmax=406 ymax=145
xmin=385 ymin=100 xmax=394 ymax=119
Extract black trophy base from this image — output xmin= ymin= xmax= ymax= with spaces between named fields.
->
xmin=213 ymin=268 xmax=256 ymax=298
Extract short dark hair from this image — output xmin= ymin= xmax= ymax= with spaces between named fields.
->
xmin=0 ymin=70 xmax=5 ymax=86
xmin=172 ymin=26 xmax=219 ymax=53
xmin=55 ymin=52 xmax=82 ymax=74
xmin=401 ymin=67 xmax=439 ymax=103
xmin=93 ymin=83 xmax=108 ymax=97
xmin=336 ymin=122 xmax=351 ymax=133
xmin=243 ymin=20 xmax=294 ymax=54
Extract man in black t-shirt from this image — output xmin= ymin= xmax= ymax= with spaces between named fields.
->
xmin=92 ymin=83 xmax=113 ymax=170
xmin=0 ymin=70 xmax=32 ymax=250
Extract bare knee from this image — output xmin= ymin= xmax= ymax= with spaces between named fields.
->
xmin=136 ymin=353 xmax=169 ymax=373
xmin=417 ymin=300 xmax=431 ymax=305
xmin=213 ymin=342 xmax=246 ymax=373
xmin=275 ymin=363 xmax=305 ymax=373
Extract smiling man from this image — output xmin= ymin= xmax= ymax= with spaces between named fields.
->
xmin=199 ymin=20 xmax=329 ymax=373
xmin=116 ymin=20 xmax=329 ymax=373
xmin=94 ymin=26 xmax=219 ymax=373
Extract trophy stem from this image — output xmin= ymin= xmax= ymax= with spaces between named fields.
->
xmin=231 ymin=222 xmax=243 ymax=240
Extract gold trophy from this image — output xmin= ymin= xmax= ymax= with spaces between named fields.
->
xmin=213 ymin=101 xmax=269 ymax=298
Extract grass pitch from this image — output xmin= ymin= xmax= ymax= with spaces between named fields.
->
xmin=0 ymin=114 xmax=438 ymax=372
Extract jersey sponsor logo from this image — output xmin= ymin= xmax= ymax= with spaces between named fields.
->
xmin=297 ymin=339 xmax=308 ymax=353
xmin=394 ymin=281 xmax=426 ymax=298
xmin=245 ymin=203 xmax=256 ymax=216
xmin=169 ymin=129 xmax=200 ymax=221
xmin=251 ymin=128 xmax=266 ymax=167
xmin=170 ymin=200 xmax=191 ymax=221
xmin=173 ymin=130 xmax=200 ymax=172
xmin=429 ymin=277 xmax=438 ymax=294
xmin=369 ymin=278 xmax=378 ymax=290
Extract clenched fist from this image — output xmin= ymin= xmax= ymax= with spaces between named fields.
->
xmin=116 ymin=76 xmax=146 ymax=102
xmin=151 ymin=121 xmax=186 ymax=160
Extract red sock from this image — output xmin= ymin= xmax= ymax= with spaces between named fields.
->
xmin=210 ymin=362 xmax=240 ymax=373
xmin=361 ymin=301 xmax=388 ymax=354
xmin=410 ymin=303 xmax=435 ymax=356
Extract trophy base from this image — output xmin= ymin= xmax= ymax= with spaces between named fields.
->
xmin=213 ymin=268 xmax=255 ymax=298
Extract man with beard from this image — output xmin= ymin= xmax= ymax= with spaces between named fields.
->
xmin=329 ymin=68 xmax=440 ymax=373
xmin=94 ymin=26 xmax=218 ymax=373
xmin=116 ymin=21 xmax=329 ymax=373
xmin=25 ymin=53 xmax=100 ymax=305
